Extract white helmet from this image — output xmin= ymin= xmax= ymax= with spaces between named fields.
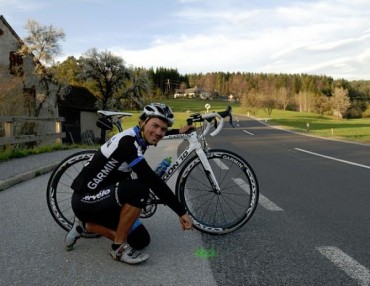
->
xmin=140 ymin=103 xmax=174 ymax=127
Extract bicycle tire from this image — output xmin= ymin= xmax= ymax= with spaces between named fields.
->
xmin=176 ymin=149 xmax=259 ymax=235
xmin=46 ymin=149 xmax=99 ymax=238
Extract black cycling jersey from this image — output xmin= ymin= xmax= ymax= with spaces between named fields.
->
xmin=71 ymin=125 xmax=186 ymax=217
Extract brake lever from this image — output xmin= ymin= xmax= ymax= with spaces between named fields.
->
xmin=229 ymin=113 xmax=235 ymax=128
xmin=217 ymin=106 xmax=235 ymax=128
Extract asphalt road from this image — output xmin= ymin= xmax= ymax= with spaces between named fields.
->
xmin=1 ymin=116 xmax=370 ymax=286
xmin=202 ymin=116 xmax=370 ymax=286
xmin=0 ymin=140 xmax=216 ymax=286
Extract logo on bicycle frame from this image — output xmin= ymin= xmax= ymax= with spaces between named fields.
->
xmin=162 ymin=150 xmax=189 ymax=181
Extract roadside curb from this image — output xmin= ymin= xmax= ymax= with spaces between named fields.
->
xmin=0 ymin=163 xmax=58 ymax=191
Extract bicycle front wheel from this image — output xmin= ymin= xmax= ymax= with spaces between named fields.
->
xmin=176 ymin=149 xmax=259 ymax=235
xmin=46 ymin=150 xmax=96 ymax=235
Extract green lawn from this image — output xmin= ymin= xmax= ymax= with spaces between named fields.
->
xmin=248 ymin=109 xmax=370 ymax=144
xmin=121 ymin=99 xmax=238 ymax=128
xmin=2 ymin=100 xmax=369 ymax=162
xmin=121 ymin=100 xmax=370 ymax=144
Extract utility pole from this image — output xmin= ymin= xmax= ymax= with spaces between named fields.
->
xmin=166 ymin=79 xmax=171 ymax=94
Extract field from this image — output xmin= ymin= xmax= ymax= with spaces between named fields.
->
xmin=2 ymin=99 xmax=369 ymax=161
xmin=121 ymin=99 xmax=239 ymax=128
xmin=134 ymin=99 xmax=370 ymax=144
xmin=254 ymin=109 xmax=370 ymax=144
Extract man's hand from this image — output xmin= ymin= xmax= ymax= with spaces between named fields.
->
xmin=179 ymin=213 xmax=193 ymax=231
xmin=179 ymin=125 xmax=195 ymax=134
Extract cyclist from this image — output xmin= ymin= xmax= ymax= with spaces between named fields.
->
xmin=65 ymin=103 xmax=194 ymax=264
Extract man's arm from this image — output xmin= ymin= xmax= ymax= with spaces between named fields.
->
xmin=132 ymin=159 xmax=187 ymax=217
xmin=165 ymin=125 xmax=195 ymax=136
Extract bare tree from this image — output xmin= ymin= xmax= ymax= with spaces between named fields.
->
xmin=116 ymin=68 xmax=151 ymax=109
xmin=240 ymin=89 xmax=260 ymax=115
xmin=261 ymin=93 xmax=275 ymax=117
xmin=296 ymin=90 xmax=315 ymax=113
xmin=18 ymin=19 xmax=66 ymax=116
xmin=276 ymin=86 xmax=294 ymax=110
xmin=78 ymin=48 xmax=130 ymax=110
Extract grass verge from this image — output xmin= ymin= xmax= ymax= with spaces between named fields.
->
xmin=248 ymin=109 xmax=370 ymax=144
xmin=0 ymin=143 xmax=96 ymax=162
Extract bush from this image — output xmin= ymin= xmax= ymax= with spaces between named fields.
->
xmin=362 ymin=106 xmax=370 ymax=118
xmin=345 ymin=106 xmax=363 ymax=119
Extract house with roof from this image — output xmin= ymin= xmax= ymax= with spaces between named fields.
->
xmin=0 ymin=15 xmax=99 ymax=144
xmin=0 ymin=15 xmax=58 ymax=117
xmin=58 ymin=85 xmax=100 ymax=144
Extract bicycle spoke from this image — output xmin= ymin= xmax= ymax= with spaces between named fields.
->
xmin=178 ymin=149 xmax=259 ymax=234
xmin=46 ymin=150 xmax=97 ymax=233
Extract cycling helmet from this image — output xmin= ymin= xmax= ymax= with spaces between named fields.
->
xmin=139 ymin=103 xmax=174 ymax=127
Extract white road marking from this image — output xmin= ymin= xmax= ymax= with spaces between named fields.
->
xmin=232 ymin=178 xmax=284 ymax=211
xmin=295 ymin=148 xmax=370 ymax=169
xmin=257 ymin=194 xmax=284 ymax=211
xmin=317 ymin=246 xmax=370 ymax=286
xmin=243 ymin=130 xmax=254 ymax=135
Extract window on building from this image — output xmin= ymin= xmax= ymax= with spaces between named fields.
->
xmin=23 ymin=86 xmax=36 ymax=115
xmin=9 ymin=51 xmax=24 ymax=76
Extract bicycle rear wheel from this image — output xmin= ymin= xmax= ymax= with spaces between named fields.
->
xmin=46 ymin=150 xmax=97 ymax=237
xmin=176 ymin=149 xmax=259 ymax=235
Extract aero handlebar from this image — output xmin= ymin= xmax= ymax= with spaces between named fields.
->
xmin=187 ymin=106 xmax=234 ymax=137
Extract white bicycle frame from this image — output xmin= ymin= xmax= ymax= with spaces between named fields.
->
xmin=160 ymin=112 xmax=225 ymax=192
xmin=98 ymin=109 xmax=227 ymax=192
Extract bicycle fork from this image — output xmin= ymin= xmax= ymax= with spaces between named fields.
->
xmin=195 ymin=148 xmax=221 ymax=194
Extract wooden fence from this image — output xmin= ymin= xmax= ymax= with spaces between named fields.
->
xmin=0 ymin=116 xmax=65 ymax=149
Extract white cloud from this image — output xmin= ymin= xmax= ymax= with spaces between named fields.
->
xmin=113 ymin=0 xmax=370 ymax=79
xmin=5 ymin=0 xmax=370 ymax=80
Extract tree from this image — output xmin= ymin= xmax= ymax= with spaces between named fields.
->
xmin=116 ymin=67 xmax=151 ymax=109
xmin=51 ymin=56 xmax=82 ymax=86
xmin=0 ymin=77 xmax=21 ymax=115
xmin=296 ymin=90 xmax=315 ymax=113
xmin=240 ymin=89 xmax=260 ymax=115
xmin=78 ymin=48 xmax=130 ymax=110
xmin=313 ymin=94 xmax=331 ymax=115
xmin=331 ymin=87 xmax=351 ymax=118
xmin=18 ymin=19 xmax=66 ymax=116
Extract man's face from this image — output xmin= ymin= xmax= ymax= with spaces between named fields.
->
xmin=142 ymin=117 xmax=168 ymax=145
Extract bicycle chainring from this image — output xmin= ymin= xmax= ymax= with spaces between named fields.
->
xmin=140 ymin=191 xmax=157 ymax=218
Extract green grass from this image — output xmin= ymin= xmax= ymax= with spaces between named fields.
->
xmin=121 ymin=99 xmax=239 ymax=128
xmin=2 ymin=101 xmax=369 ymax=162
xmin=250 ymin=109 xmax=370 ymax=144
xmin=121 ymin=101 xmax=370 ymax=144
xmin=0 ymin=143 xmax=92 ymax=162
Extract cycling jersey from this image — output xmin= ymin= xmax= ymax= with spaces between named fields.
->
xmin=71 ymin=125 xmax=186 ymax=217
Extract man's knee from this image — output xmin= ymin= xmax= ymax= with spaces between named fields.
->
xmin=127 ymin=224 xmax=150 ymax=249
xmin=117 ymin=181 xmax=149 ymax=209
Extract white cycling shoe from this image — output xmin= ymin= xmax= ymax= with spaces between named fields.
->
xmin=110 ymin=243 xmax=149 ymax=265
xmin=65 ymin=217 xmax=84 ymax=251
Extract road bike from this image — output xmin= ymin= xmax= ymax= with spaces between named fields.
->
xmin=46 ymin=106 xmax=259 ymax=235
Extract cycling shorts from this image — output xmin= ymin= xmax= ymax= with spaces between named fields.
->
xmin=72 ymin=180 xmax=150 ymax=231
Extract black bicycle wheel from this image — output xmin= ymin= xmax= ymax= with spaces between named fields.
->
xmin=46 ymin=150 xmax=98 ymax=237
xmin=176 ymin=149 xmax=259 ymax=235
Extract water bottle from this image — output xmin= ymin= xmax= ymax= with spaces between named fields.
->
xmin=155 ymin=157 xmax=172 ymax=177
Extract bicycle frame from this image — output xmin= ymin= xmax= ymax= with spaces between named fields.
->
xmin=101 ymin=109 xmax=230 ymax=196
xmin=159 ymin=119 xmax=222 ymax=192
xmin=47 ymin=105 xmax=259 ymax=234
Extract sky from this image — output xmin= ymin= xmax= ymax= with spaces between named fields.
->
xmin=1 ymin=0 xmax=370 ymax=80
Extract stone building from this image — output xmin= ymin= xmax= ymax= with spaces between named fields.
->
xmin=0 ymin=15 xmax=100 ymax=145
xmin=0 ymin=15 xmax=58 ymax=117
